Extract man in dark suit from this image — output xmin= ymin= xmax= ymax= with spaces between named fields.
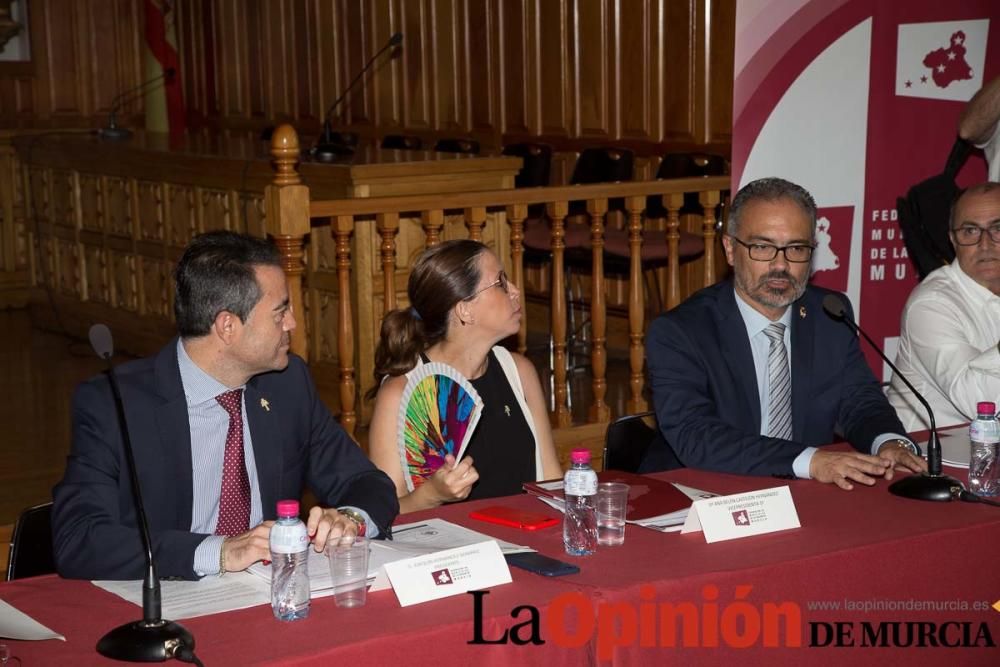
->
xmin=641 ymin=177 xmax=926 ymax=488
xmin=53 ymin=231 xmax=399 ymax=581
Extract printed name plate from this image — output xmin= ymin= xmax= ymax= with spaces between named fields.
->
xmin=680 ymin=485 xmax=800 ymax=543
xmin=384 ymin=540 xmax=512 ymax=607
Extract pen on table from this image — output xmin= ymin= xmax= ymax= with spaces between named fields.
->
xmin=392 ymin=523 xmax=429 ymax=535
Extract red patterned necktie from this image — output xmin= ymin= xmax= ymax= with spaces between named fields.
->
xmin=214 ymin=389 xmax=251 ymax=536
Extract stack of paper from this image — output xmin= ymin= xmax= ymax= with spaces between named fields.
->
xmin=248 ymin=518 xmax=532 ymax=593
xmin=95 ymin=518 xmax=532 ymax=619
xmin=919 ymin=428 xmax=971 ymax=469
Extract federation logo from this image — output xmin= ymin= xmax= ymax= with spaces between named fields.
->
xmin=432 ymin=568 xmax=453 ymax=586
xmin=732 ymin=509 xmax=750 ymax=526
xmin=895 ymin=19 xmax=989 ymax=101
xmin=810 ymin=207 xmax=854 ymax=293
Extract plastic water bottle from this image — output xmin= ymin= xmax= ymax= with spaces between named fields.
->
xmin=969 ymin=401 xmax=1000 ymax=497
xmin=563 ymin=448 xmax=598 ymax=556
xmin=269 ymin=499 xmax=310 ymax=621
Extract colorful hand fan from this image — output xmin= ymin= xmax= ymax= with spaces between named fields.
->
xmin=396 ymin=361 xmax=483 ymax=492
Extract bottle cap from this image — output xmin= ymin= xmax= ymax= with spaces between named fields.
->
xmin=276 ymin=499 xmax=299 ymax=517
xmin=976 ymin=401 xmax=996 ymax=415
xmin=570 ymin=448 xmax=591 ymax=464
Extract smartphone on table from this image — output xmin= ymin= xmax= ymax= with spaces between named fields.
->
xmin=469 ymin=505 xmax=559 ymax=531
xmin=504 ymin=552 xmax=580 ymax=577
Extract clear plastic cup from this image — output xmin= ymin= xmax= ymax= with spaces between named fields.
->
xmin=326 ymin=536 xmax=370 ymax=607
xmin=596 ymin=482 xmax=629 ymax=546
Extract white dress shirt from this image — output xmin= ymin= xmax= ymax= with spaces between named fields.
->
xmin=888 ymin=260 xmax=1000 ymax=431
xmin=977 ymin=120 xmax=999 ymax=182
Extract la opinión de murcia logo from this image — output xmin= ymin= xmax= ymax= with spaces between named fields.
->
xmin=467 ymin=586 xmax=998 ymax=657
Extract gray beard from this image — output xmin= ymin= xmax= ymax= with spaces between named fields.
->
xmin=737 ymin=270 xmax=808 ymax=311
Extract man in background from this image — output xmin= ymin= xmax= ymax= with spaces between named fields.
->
xmin=960 ymin=75 xmax=1000 ymax=180
xmin=889 ymin=182 xmax=1000 ymax=430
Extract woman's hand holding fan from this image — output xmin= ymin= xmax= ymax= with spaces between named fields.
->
xmin=396 ymin=362 xmax=484 ymax=493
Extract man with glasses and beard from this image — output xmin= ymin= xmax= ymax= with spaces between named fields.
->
xmin=639 ymin=177 xmax=926 ymax=488
xmin=889 ymin=182 xmax=1000 ymax=431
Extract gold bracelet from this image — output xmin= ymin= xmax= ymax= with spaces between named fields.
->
xmin=218 ymin=540 xmax=227 ymax=577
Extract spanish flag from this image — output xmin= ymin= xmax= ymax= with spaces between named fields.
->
xmin=143 ymin=0 xmax=185 ymax=135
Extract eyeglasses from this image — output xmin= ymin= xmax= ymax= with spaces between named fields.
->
xmin=951 ymin=223 xmax=1000 ymax=246
xmin=729 ymin=236 xmax=815 ymax=263
xmin=467 ymin=271 xmax=510 ymax=299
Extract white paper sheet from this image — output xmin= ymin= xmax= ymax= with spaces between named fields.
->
xmin=248 ymin=519 xmax=532 ymax=593
xmin=94 ymin=518 xmax=535 ymax=620
xmin=93 ymin=573 xmax=273 ymax=620
xmin=0 ymin=599 xmax=64 ymax=641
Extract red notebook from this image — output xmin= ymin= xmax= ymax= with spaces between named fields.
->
xmin=523 ymin=470 xmax=691 ymax=521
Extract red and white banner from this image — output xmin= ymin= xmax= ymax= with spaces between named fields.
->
xmin=732 ymin=0 xmax=998 ymax=378
xmin=143 ymin=0 xmax=185 ymax=136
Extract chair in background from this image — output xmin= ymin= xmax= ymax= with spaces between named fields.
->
xmin=381 ymin=134 xmax=423 ymax=150
xmin=433 ymin=138 xmax=480 ymax=154
xmin=600 ymin=152 xmax=728 ymax=314
xmin=501 ymin=142 xmax=553 ymax=190
xmin=568 ymin=146 xmax=635 ymax=218
xmin=6 ymin=502 xmax=55 ymax=581
xmin=603 ymin=411 xmax=658 ymax=473
xmin=524 ymin=147 xmax=635 ymax=366
xmin=646 ymin=152 xmax=728 ymax=217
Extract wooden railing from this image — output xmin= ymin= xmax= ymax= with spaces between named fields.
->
xmin=265 ymin=125 xmax=730 ymax=438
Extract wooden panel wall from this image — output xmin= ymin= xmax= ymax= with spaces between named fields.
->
xmin=0 ymin=0 xmax=734 ymax=155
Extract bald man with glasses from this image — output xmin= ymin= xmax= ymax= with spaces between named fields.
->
xmin=640 ymin=177 xmax=926 ymax=488
xmin=889 ymin=182 xmax=1000 ymax=431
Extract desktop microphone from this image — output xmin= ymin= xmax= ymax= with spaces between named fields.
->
xmin=88 ymin=324 xmax=198 ymax=663
xmin=99 ymin=68 xmax=177 ymax=141
xmin=821 ymin=294 xmax=962 ymax=502
xmin=311 ymin=32 xmax=403 ymax=162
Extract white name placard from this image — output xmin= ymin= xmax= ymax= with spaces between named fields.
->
xmin=384 ymin=540 xmax=512 ymax=607
xmin=681 ymin=485 xmax=800 ymax=543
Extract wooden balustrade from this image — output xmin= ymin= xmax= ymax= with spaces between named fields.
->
xmin=265 ymin=125 xmax=730 ymax=438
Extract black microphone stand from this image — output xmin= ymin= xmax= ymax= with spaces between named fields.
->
xmin=822 ymin=296 xmax=962 ymax=501
xmin=99 ymin=68 xmax=176 ymax=141
xmin=89 ymin=325 xmax=196 ymax=662
xmin=312 ymin=33 xmax=402 ymax=162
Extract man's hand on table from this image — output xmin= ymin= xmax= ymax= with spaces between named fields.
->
xmin=809 ymin=450 xmax=893 ymax=490
xmin=876 ymin=440 xmax=928 ymax=478
xmin=221 ymin=522 xmax=274 ymax=572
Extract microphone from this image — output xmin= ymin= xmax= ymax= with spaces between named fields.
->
xmin=821 ymin=294 xmax=962 ymax=502
xmin=99 ymin=68 xmax=177 ymax=141
xmin=88 ymin=324 xmax=197 ymax=663
xmin=311 ymin=32 xmax=403 ymax=162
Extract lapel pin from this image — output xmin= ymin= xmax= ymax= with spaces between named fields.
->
xmin=260 ymin=398 xmax=271 ymax=412
xmin=799 ymin=305 xmax=807 ymax=319
xmin=504 ymin=405 xmax=511 ymax=417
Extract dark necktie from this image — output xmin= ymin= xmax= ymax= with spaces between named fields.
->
xmin=215 ymin=389 xmax=251 ymax=536
xmin=764 ymin=323 xmax=793 ymax=440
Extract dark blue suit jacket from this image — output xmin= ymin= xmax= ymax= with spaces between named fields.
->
xmin=640 ymin=281 xmax=906 ymax=477
xmin=52 ymin=340 xmax=399 ymax=581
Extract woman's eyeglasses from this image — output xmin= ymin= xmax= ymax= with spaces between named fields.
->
xmin=467 ymin=271 xmax=509 ymax=299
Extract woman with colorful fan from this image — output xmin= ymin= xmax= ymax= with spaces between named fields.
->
xmin=367 ymin=240 xmax=562 ymax=513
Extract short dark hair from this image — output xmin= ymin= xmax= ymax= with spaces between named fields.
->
xmin=173 ymin=231 xmax=282 ymax=338
xmin=728 ymin=177 xmax=817 ymax=236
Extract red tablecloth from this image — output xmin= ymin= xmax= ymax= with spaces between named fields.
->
xmin=2 ymin=466 xmax=999 ymax=666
